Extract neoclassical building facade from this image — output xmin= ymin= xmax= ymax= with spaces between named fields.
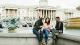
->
xmin=0 ymin=0 xmax=79 ymax=21
xmin=0 ymin=0 xmax=58 ymax=21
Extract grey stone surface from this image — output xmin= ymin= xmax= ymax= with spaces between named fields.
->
xmin=58 ymin=34 xmax=80 ymax=42
xmin=57 ymin=38 xmax=80 ymax=45
xmin=0 ymin=29 xmax=79 ymax=45
xmin=0 ymin=33 xmax=53 ymax=45
xmin=57 ymin=34 xmax=80 ymax=45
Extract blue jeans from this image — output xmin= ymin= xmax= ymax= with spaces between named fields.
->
xmin=33 ymin=28 xmax=43 ymax=43
xmin=43 ymin=29 xmax=49 ymax=44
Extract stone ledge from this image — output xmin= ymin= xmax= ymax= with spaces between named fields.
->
xmin=0 ymin=33 xmax=52 ymax=38
xmin=0 ymin=33 xmax=80 ymax=43
xmin=0 ymin=33 xmax=53 ymax=45
xmin=58 ymin=34 xmax=80 ymax=43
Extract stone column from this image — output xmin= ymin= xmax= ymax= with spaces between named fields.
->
xmin=42 ymin=10 xmax=43 ymax=18
xmin=47 ymin=10 xmax=49 ymax=18
xmin=46 ymin=10 xmax=47 ymax=18
xmin=48 ymin=10 xmax=51 ymax=20
xmin=41 ymin=10 xmax=42 ymax=18
xmin=51 ymin=10 xmax=52 ymax=20
xmin=37 ymin=10 xmax=39 ymax=18
xmin=40 ymin=10 xmax=42 ymax=18
xmin=52 ymin=10 xmax=53 ymax=20
xmin=43 ymin=10 xmax=44 ymax=18
xmin=52 ymin=10 xmax=56 ymax=20
xmin=48 ymin=10 xmax=50 ymax=18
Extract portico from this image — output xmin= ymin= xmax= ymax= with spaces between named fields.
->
xmin=36 ymin=7 xmax=56 ymax=20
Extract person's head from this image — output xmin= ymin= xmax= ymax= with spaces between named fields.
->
xmin=55 ymin=17 xmax=60 ymax=22
xmin=45 ymin=18 xmax=50 ymax=25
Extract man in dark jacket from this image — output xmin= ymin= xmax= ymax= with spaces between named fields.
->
xmin=33 ymin=17 xmax=43 ymax=45
xmin=51 ymin=17 xmax=63 ymax=45
xmin=55 ymin=17 xmax=63 ymax=33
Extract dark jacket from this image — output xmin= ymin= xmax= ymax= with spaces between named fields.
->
xmin=33 ymin=18 xmax=43 ymax=31
xmin=55 ymin=21 xmax=63 ymax=31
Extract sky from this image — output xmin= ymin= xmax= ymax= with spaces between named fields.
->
xmin=0 ymin=0 xmax=80 ymax=9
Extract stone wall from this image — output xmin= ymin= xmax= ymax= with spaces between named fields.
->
xmin=57 ymin=34 xmax=80 ymax=45
xmin=0 ymin=33 xmax=53 ymax=45
xmin=0 ymin=33 xmax=80 ymax=45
